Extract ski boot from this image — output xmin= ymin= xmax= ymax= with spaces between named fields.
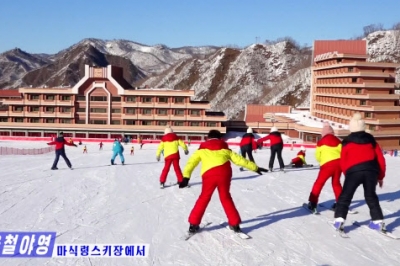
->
xmin=269 ymin=168 xmax=273 ymax=172
xmin=111 ymin=159 xmax=115 ymax=165
xmin=189 ymin=224 xmax=200 ymax=233
xmin=369 ymin=220 xmax=387 ymax=232
xmin=307 ymin=202 xmax=318 ymax=214
xmin=51 ymin=167 xmax=58 ymax=170
xmin=333 ymin=218 xmax=345 ymax=231
xmin=160 ymin=182 xmax=165 ymax=189
xmin=228 ymin=224 xmax=242 ymax=233
xmin=330 ymin=203 xmax=337 ymax=211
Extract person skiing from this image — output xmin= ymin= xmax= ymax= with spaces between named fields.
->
xmin=99 ymin=142 xmax=103 ymax=150
xmin=111 ymin=139 xmax=125 ymax=165
xmin=289 ymin=146 xmax=307 ymax=168
xmin=239 ymin=127 xmax=258 ymax=171
xmin=47 ymin=132 xmax=77 ymax=170
xmin=188 ymin=138 xmax=191 ymax=147
xmin=130 ymin=146 xmax=134 ymax=155
xmin=257 ymin=126 xmax=285 ymax=171
xmin=307 ymin=122 xmax=342 ymax=213
xmin=333 ymin=113 xmax=386 ymax=232
xmin=179 ymin=129 xmax=269 ymax=234
xmin=156 ymin=127 xmax=188 ymax=188
xmin=138 ymin=137 xmax=143 ymax=149
xmin=83 ymin=145 xmax=87 ymax=154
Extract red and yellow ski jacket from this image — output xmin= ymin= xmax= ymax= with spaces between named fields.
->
xmin=156 ymin=133 xmax=188 ymax=160
xmin=183 ymin=138 xmax=258 ymax=179
xmin=291 ymin=151 xmax=306 ymax=166
xmin=315 ymin=134 xmax=342 ymax=167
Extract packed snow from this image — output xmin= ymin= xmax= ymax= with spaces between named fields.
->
xmin=1 ymin=140 xmax=400 ymax=265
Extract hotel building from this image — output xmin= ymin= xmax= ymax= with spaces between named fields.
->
xmin=310 ymin=40 xmax=400 ymax=149
xmin=0 ymin=65 xmax=226 ymax=140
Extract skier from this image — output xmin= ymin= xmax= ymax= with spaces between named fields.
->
xmin=130 ymin=146 xmax=134 ymax=155
xmin=99 ymin=142 xmax=103 ymax=150
xmin=289 ymin=146 xmax=307 ymax=168
xmin=156 ymin=127 xmax=188 ymax=188
xmin=333 ymin=113 xmax=386 ymax=232
xmin=257 ymin=126 xmax=285 ymax=171
xmin=111 ymin=139 xmax=125 ymax=165
xmin=138 ymin=137 xmax=143 ymax=149
xmin=47 ymin=132 xmax=77 ymax=170
xmin=179 ymin=129 xmax=269 ymax=233
xmin=238 ymin=127 xmax=258 ymax=171
xmin=188 ymin=138 xmax=191 ymax=147
xmin=83 ymin=145 xmax=87 ymax=154
xmin=307 ymin=122 xmax=342 ymax=212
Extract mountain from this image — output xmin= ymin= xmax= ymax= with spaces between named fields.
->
xmin=0 ymin=30 xmax=399 ymax=119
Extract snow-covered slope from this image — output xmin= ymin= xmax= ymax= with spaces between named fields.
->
xmin=1 ymin=141 xmax=400 ymax=265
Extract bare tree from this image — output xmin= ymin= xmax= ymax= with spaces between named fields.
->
xmin=392 ymin=22 xmax=400 ymax=30
xmin=363 ymin=23 xmax=384 ymax=37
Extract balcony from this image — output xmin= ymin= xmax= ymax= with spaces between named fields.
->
xmin=155 ymin=103 xmax=171 ymax=108
xmin=57 ymin=112 xmax=74 ymax=118
xmin=0 ymin=111 xmax=9 ymax=117
xmin=121 ymin=113 xmax=137 ymax=119
xmin=188 ymin=102 xmax=210 ymax=109
xmin=313 ymin=101 xmax=400 ymax=112
xmin=315 ymin=82 xmax=397 ymax=89
xmin=137 ymin=114 xmax=154 ymax=120
xmin=153 ymin=114 xmax=170 ymax=120
xmin=169 ymin=115 xmax=187 ymax=121
xmin=8 ymin=111 xmax=25 ymax=117
xmin=25 ymin=100 xmax=41 ymax=105
xmin=25 ymin=112 xmax=41 ymax=117
xmin=138 ymin=102 xmax=155 ymax=108
xmin=186 ymin=116 xmax=203 ymax=121
xmin=313 ymin=92 xmax=400 ymax=100
xmin=41 ymin=101 xmax=57 ymax=106
xmin=5 ymin=99 xmax=24 ymax=105
xmin=121 ymin=101 xmax=138 ymax=107
xmin=170 ymin=103 xmax=187 ymax=108
xmin=57 ymin=101 xmax=74 ymax=106
xmin=315 ymin=71 xmax=395 ymax=79
xmin=41 ymin=112 xmax=56 ymax=118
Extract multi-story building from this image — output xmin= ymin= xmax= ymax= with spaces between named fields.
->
xmin=310 ymin=40 xmax=400 ymax=149
xmin=0 ymin=65 xmax=226 ymax=140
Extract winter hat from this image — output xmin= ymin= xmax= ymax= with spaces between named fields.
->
xmin=349 ymin=113 xmax=366 ymax=132
xmin=208 ymin=130 xmax=222 ymax=139
xmin=321 ymin=122 xmax=334 ymax=137
xmin=59 ymin=132 xmax=63 ymax=136
xmin=300 ymin=146 xmax=306 ymax=151
xmin=247 ymin=127 xmax=253 ymax=133
xmin=164 ymin=127 xmax=173 ymax=134
xmin=270 ymin=126 xmax=278 ymax=133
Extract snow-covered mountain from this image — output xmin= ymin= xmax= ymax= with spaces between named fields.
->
xmin=0 ymin=30 xmax=399 ymax=119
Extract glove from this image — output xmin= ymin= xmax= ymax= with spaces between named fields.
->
xmin=377 ymin=180 xmax=383 ymax=188
xmin=179 ymin=178 xmax=190 ymax=188
xmin=184 ymin=150 xmax=189 ymax=155
xmin=256 ymin=167 xmax=269 ymax=175
xmin=156 ymin=155 xmax=160 ymax=162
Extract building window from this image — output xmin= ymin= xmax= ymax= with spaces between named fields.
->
xmin=111 ymin=120 xmax=121 ymax=125
xmin=14 ymin=107 xmax=23 ymax=112
xmin=142 ymin=121 xmax=152 ymax=125
xmin=365 ymin=112 xmax=372 ymax=118
xmin=61 ymin=95 xmax=71 ymax=101
xmin=90 ymin=120 xmax=107 ymax=124
xmin=174 ymin=109 xmax=184 ymax=116
xmin=190 ymin=122 xmax=200 ymax=126
xmin=157 ymin=109 xmax=168 ymax=115
xmin=356 ymin=89 xmax=362 ymax=94
xmin=45 ymin=118 xmax=55 ymax=123
xmin=60 ymin=119 xmax=72 ymax=124
xmin=369 ymin=125 xmax=376 ymax=131
xmin=126 ymin=96 xmax=136 ymax=102
xmin=76 ymin=120 xmax=85 ymax=124
xmin=351 ymin=78 xmax=357 ymax=83
xmin=90 ymin=108 xmax=107 ymax=113
xmin=77 ymin=96 xmax=86 ymax=101
xmin=15 ymin=118 xmax=24 ymax=123
xmin=30 ymin=118 xmax=40 ymax=123
xmin=30 ymin=94 xmax=40 ymax=100
xmin=0 ymin=118 xmax=8 ymax=122
xmin=45 ymin=107 xmax=55 ymax=113
xmin=90 ymin=96 xmax=107 ymax=101
xmin=61 ymin=107 xmax=71 ymax=113
xmin=111 ymin=108 xmax=121 ymax=113
xmin=360 ymin=100 xmax=367 ymax=106
xmin=142 ymin=109 xmax=152 ymax=115
xmin=190 ymin=110 xmax=201 ymax=116
xmin=348 ymin=67 xmax=354 ymax=72
xmin=158 ymin=121 xmax=168 ymax=126
xmin=125 ymin=120 xmax=136 ymax=125
xmin=158 ymin=97 xmax=168 ymax=103
xmin=174 ymin=97 xmax=185 ymax=103
xmin=126 ymin=108 xmax=135 ymax=114
xmin=206 ymin=122 xmax=217 ymax=127
xmin=174 ymin=121 xmax=184 ymax=126
xmin=30 ymin=107 xmax=40 ymax=112
xmin=77 ymin=108 xmax=85 ymax=112
xmin=142 ymin=97 xmax=152 ymax=103
xmin=45 ymin=95 xmax=55 ymax=100
xmin=112 ymin=97 xmax=121 ymax=102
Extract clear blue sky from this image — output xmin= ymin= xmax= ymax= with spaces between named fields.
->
xmin=1 ymin=0 xmax=399 ymax=54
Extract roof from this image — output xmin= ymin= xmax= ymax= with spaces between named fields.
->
xmin=0 ymin=90 xmax=22 ymax=97
xmin=245 ymin=105 xmax=292 ymax=123
xmin=313 ymin=40 xmax=367 ymax=59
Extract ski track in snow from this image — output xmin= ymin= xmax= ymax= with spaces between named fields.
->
xmin=0 ymin=141 xmax=400 ymax=265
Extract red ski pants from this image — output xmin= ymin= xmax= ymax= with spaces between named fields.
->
xmin=309 ymin=163 xmax=342 ymax=204
xmin=188 ymin=175 xmax=241 ymax=226
xmin=159 ymin=159 xmax=183 ymax=183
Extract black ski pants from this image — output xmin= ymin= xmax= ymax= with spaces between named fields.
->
xmin=334 ymin=170 xmax=383 ymax=221
xmin=52 ymin=149 xmax=72 ymax=169
xmin=240 ymin=145 xmax=255 ymax=162
xmin=269 ymin=144 xmax=284 ymax=169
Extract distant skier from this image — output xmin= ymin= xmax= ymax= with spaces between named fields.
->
xmin=83 ymin=145 xmax=88 ymax=154
xmin=333 ymin=113 xmax=386 ymax=232
xmin=111 ymin=139 xmax=125 ymax=165
xmin=138 ymin=137 xmax=143 ymax=149
xmin=307 ymin=122 xmax=342 ymax=213
xmin=130 ymin=146 xmax=134 ymax=155
xmin=257 ymin=127 xmax=285 ymax=171
xmin=47 ymin=132 xmax=77 ymax=170
xmin=99 ymin=142 xmax=103 ymax=150
xmin=289 ymin=146 xmax=307 ymax=168
xmin=238 ymin=127 xmax=258 ymax=171
xmin=156 ymin=127 xmax=188 ymax=188
xmin=179 ymin=129 xmax=268 ymax=234
xmin=188 ymin=138 xmax=191 ymax=147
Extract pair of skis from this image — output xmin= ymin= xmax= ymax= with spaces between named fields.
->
xmin=329 ymin=220 xmax=399 ymax=239
xmin=182 ymin=221 xmax=251 ymax=241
